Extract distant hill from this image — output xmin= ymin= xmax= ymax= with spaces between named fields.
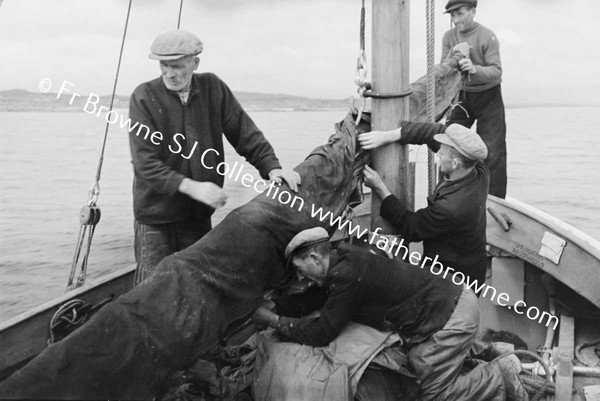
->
xmin=2 ymin=87 xmax=597 ymax=113
xmin=0 ymin=89 xmax=349 ymax=112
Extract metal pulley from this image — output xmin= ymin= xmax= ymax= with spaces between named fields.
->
xmin=67 ymin=181 xmax=102 ymax=291
xmin=79 ymin=205 xmax=101 ymax=226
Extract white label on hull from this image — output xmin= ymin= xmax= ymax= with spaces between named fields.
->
xmin=539 ymin=231 xmax=567 ymax=265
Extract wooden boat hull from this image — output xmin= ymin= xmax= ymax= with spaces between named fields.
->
xmin=0 ymin=265 xmax=135 ymax=381
xmin=1 ymin=194 xmax=599 ymax=399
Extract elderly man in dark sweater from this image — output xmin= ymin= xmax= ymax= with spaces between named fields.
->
xmin=129 ymin=30 xmax=300 ymax=283
xmin=360 ymin=122 xmax=488 ymax=286
xmin=253 ymin=227 xmax=528 ymax=400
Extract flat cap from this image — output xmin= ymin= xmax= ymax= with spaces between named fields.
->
xmin=149 ymin=30 xmax=203 ymax=60
xmin=444 ymin=0 xmax=477 ymax=13
xmin=434 ymin=124 xmax=488 ymax=161
xmin=284 ymin=227 xmax=329 ymax=267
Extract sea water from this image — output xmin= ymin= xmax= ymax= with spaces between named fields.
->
xmin=1 ymin=107 xmax=599 ymax=322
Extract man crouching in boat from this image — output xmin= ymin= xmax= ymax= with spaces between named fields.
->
xmin=128 ymin=30 xmax=300 ymax=284
xmin=361 ymin=122 xmax=489 ymax=287
xmin=253 ymin=227 xmax=529 ymax=400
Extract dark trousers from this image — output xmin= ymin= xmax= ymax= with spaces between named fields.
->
xmin=133 ymin=216 xmax=212 ymax=284
xmin=447 ymin=84 xmax=507 ymax=198
xmin=408 ymin=287 xmax=507 ymax=400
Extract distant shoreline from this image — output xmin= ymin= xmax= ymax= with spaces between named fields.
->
xmin=0 ymin=89 xmax=597 ymax=112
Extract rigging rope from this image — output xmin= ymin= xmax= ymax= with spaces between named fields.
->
xmin=67 ymin=0 xmax=133 ymax=291
xmin=425 ymin=0 xmax=437 ymax=195
xmin=177 ymin=0 xmax=184 ymax=29
xmin=354 ymin=0 xmax=368 ymax=124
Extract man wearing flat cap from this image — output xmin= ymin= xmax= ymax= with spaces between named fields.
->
xmin=442 ymin=0 xmax=507 ymax=199
xmin=253 ymin=227 xmax=528 ymax=400
xmin=129 ymin=30 xmax=300 ymax=283
xmin=360 ymin=121 xmax=489 ymax=285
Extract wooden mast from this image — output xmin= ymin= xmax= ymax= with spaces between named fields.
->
xmin=370 ymin=0 xmax=411 ymax=233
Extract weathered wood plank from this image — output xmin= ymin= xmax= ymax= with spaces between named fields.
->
xmin=555 ymin=315 xmax=575 ymax=400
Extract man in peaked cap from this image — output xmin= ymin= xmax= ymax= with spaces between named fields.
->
xmin=253 ymin=227 xmax=529 ymax=400
xmin=128 ymin=30 xmax=300 ymax=284
xmin=360 ymin=122 xmax=489 ymax=286
xmin=441 ymin=0 xmax=508 ymax=199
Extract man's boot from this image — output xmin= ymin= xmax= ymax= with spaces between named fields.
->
xmin=496 ymin=354 xmax=529 ymax=401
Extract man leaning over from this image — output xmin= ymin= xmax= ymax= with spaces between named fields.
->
xmin=253 ymin=227 xmax=528 ymax=400
xmin=129 ymin=30 xmax=300 ymax=284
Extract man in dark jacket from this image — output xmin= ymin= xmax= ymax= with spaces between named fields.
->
xmin=129 ymin=30 xmax=300 ymax=283
xmin=253 ymin=227 xmax=528 ymax=400
xmin=360 ymin=122 xmax=488 ymax=285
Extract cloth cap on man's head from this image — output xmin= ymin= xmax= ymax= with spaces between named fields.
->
xmin=284 ymin=227 xmax=329 ymax=268
xmin=149 ymin=30 xmax=203 ymax=60
xmin=434 ymin=124 xmax=488 ymax=161
xmin=444 ymin=0 xmax=477 ymax=13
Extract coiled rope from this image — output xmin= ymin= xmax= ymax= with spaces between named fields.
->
xmin=67 ymin=0 xmax=133 ymax=291
xmin=513 ymin=350 xmax=555 ymax=401
xmin=48 ymin=297 xmax=113 ymax=344
xmin=575 ymin=338 xmax=600 ymax=367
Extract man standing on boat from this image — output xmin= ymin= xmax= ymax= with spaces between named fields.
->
xmin=360 ymin=122 xmax=489 ymax=286
xmin=442 ymin=0 xmax=507 ymax=198
xmin=129 ymin=30 xmax=300 ymax=284
xmin=253 ymin=227 xmax=529 ymax=400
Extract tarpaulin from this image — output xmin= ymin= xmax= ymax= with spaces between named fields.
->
xmin=0 ymin=112 xmax=368 ymax=400
xmin=0 ymin=60 xmax=463 ymax=399
xmin=253 ymin=323 xmax=401 ymax=401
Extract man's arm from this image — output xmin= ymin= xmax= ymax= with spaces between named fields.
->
xmin=255 ymin=266 xmax=361 ymax=347
xmin=277 ymin=269 xmax=361 ymax=347
xmin=380 ymin=194 xmax=459 ymax=242
xmin=129 ymin=91 xmax=227 ymax=209
xmin=440 ymin=31 xmax=454 ymax=62
xmin=358 ymin=121 xmax=445 ymax=152
xmin=364 ymin=163 xmax=460 ymax=242
xmin=215 ymin=76 xmax=300 ymax=191
xmin=272 ymin=285 xmax=329 ymax=318
xmin=129 ymin=91 xmax=186 ymax=195
xmin=462 ymin=33 xmax=502 ymax=85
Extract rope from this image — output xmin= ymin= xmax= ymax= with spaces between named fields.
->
xmin=354 ymin=0 xmax=368 ymax=124
xmin=48 ymin=297 xmax=113 ymax=344
xmin=48 ymin=299 xmax=87 ymax=344
xmin=513 ymin=350 xmax=555 ymax=401
xmin=67 ymin=225 xmax=86 ymax=288
xmin=77 ymin=224 xmax=97 ymax=287
xmin=177 ymin=0 xmax=184 ymax=29
xmin=425 ymin=0 xmax=436 ymax=195
xmin=521 ymin=372 xmax=555 ymax=401
xmin=94 ymin=0 xmax=132 ymax=187
xmin=66 ymin=0 xmax=133 ymax=291
xmin=575 ymin=338 xmax=600 ymax=367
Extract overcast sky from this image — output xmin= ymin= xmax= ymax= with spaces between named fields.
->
xmin=1 ymin=0 xmax=599 ymax=104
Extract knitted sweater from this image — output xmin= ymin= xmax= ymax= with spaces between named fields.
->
xmin=441 ymin=22 xmax=502 ymax=92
